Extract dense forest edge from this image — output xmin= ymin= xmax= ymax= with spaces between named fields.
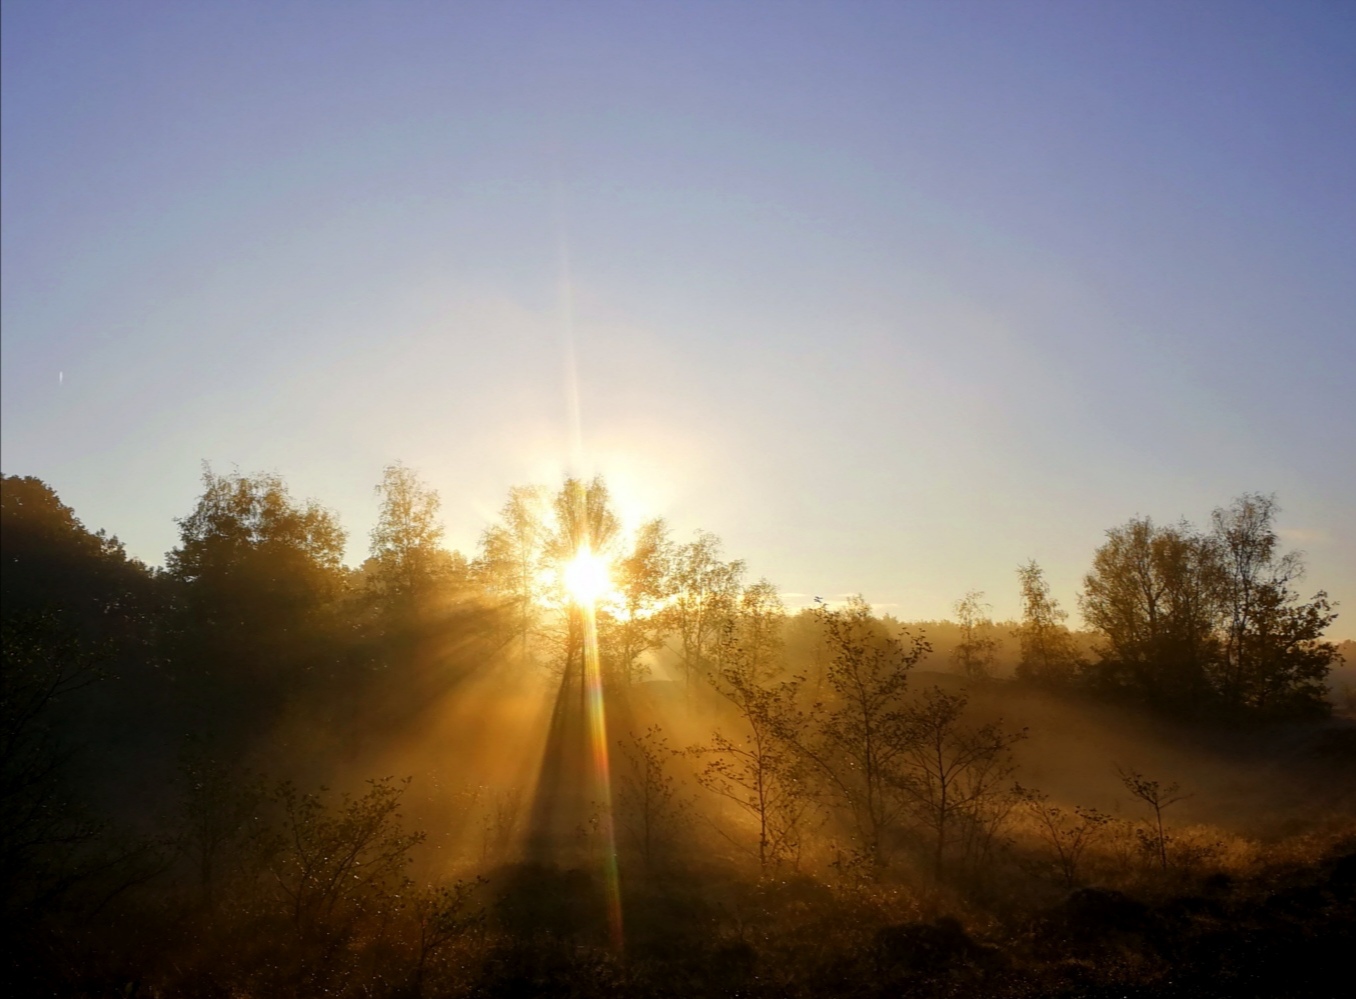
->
xmin=3 ymin=466 xmax=1353 ymax=998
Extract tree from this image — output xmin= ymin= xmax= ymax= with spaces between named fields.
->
xmin=616 ymin=725 xmax=687 ymax=871
xmin=1080 ymin=517 xmax=1220 ymax=711
xmin=784 ymin=607 xmax=833 ymax=696
xmin=1079 ymin=496 xmax=1340 ymax=718
xmin=693 ymin=650 xmax=810 ymax=870
xmin=169 ymin=466 xmax=346 ymax=586
xmin=1014 ymin=561 xmax=1082 ymax=684
xmin=266 ymin=777 xmax=424 ymax=942
xmin=599 ymin=518 xmax=673 ymax=685
xmin=1 ymin=475 xmax=159 ymax=645
xmin=1209 ymin=494 xmax=1339 ymax=715
xmin=407 ymin=877 xmax=484 ymax=996
xmin=1116 ymin=768 xmax=1190 ymax=873
xmin=1233 ymin=584 xmax=1340 ymax=716
xmin=546 ymin=475 xmax=622 ymax=565
xmin=1 ymin=475 xmax=165 ymax=774
xmin=1 ymin=616 xmax=166 ymax=987
xmin=796 ymin=597 xmax=929 ymax=873
xmin=731 ymin=579 xmax=786 ymax=683
xmin=476 ymin=485 xmax=549 ymax=654
xmin=951 ymin=590 xmax=998 ymax=681
xmin=368 ymin=463 xmax=463 ymax=607
xmin=0 ymin=617 xmax=106 ymax=925
xmin=536 ymin=476 xmax=623 ymax=697
xmin=172 ymin=739 xmax=266 ymax=908
xmin=359 ymin=463 xmax=483 ymax=698
xmin=1017 ymin=787 xmax=1110 ymax=888
xmin=898 ymin=687 xmax=1025 ymax=876
xmin=166 ymin=467 xmax=348 ymax=733
xmin=667 ymin=531 xmax=745 ymax=691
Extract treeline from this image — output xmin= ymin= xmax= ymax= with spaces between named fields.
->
xmin=861 ymin=496 xmax=1342 ymax=721
xmin=1 ymin=468 xmax=1350 ymax=997
xmin=3 ymin=469 xmax=1341 ymax=741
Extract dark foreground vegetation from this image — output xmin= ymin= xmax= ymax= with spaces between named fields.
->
xmin=3 ymin=468 xmax=1352 ymax=997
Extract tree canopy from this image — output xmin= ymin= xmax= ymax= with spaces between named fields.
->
xmin=1080 ymin=495 xmax=1340 ymax=717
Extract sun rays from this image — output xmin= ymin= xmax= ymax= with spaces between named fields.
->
xmin=562 ymin=546 xmax=614 ymax=607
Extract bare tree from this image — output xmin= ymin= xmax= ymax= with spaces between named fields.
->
xmin=898 ymin=687 xmax=1026 ymax=876
xmin=407 ymin=877 xmax=484 ymax=997
xmin=616 ymin=725 xmax=688 ymax=871
xmin=266 ymin=777 xmax=425 ymax=941
xmin=1017 ymin=786 xmax=1110 ymax=888
xmin=693 ymin=648 xmax=810 ymax=870
xmin=1116 ymin=767 xmax=1190 ymax=872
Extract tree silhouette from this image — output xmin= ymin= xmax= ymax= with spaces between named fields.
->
xmin=0 ymin=617 xmax=107 ymax=924
xmin=951 ymin=590 xmax=998 ymax=680
xmin=166 ymin=466 xmax=349 ymax=741
xmin=616 ymin=725 xmax=688 ymax=871
xmin=1017 ymin=786 xmax=1110 ymax=888
xmin=367 ymin=463 xmax=464 ymax=608
xmin=476 ymin=484 xmax=549 ymax=655
xmin=794 ymin=597 xmax=928 ymax=873
xmin=1209 ymin=494 xmax=1339 ymax=716
xmin=1116 ymin=767 xmax=1190 ymax=872
xmin=1080 ymin=517 xmax=1220 ymax=711
xmin=546 ymin=476 xmax=621 ymax=695
xmin=1079 ymin=496 xmax=1341 ymax=718
xmin=0 ymin=474 xmax=159 ymax=646
xmin=1014 ymin=561 xmax=1082 ymax=685
xmin=694 ymin=649 xmax=809 ymax=870
xmin=898 ymin=687 xmax=1025 ymax=876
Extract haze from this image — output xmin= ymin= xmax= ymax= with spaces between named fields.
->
xmin=3 ymin=0 xmax=1354 ymax=626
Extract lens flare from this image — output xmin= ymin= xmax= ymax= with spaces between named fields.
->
xmin=580 ymin=600 xmax=624 ymax=951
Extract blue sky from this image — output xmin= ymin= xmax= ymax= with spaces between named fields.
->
xmin=3 ymin=0 xmax=1353 ymax=634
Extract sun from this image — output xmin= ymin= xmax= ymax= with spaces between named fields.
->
xmin=562 ymin=547 xmax=612 ymax=606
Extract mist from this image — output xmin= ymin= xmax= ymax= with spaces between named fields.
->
xmin=3 ymin=468 xmax=1351 ymax=997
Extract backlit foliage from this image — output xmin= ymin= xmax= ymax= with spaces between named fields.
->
xmin=1 ymin=471 xmax=1349 ymax=997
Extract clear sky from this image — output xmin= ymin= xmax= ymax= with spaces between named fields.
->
xmin=3 ymin=0 xmax=1353 ymax=636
